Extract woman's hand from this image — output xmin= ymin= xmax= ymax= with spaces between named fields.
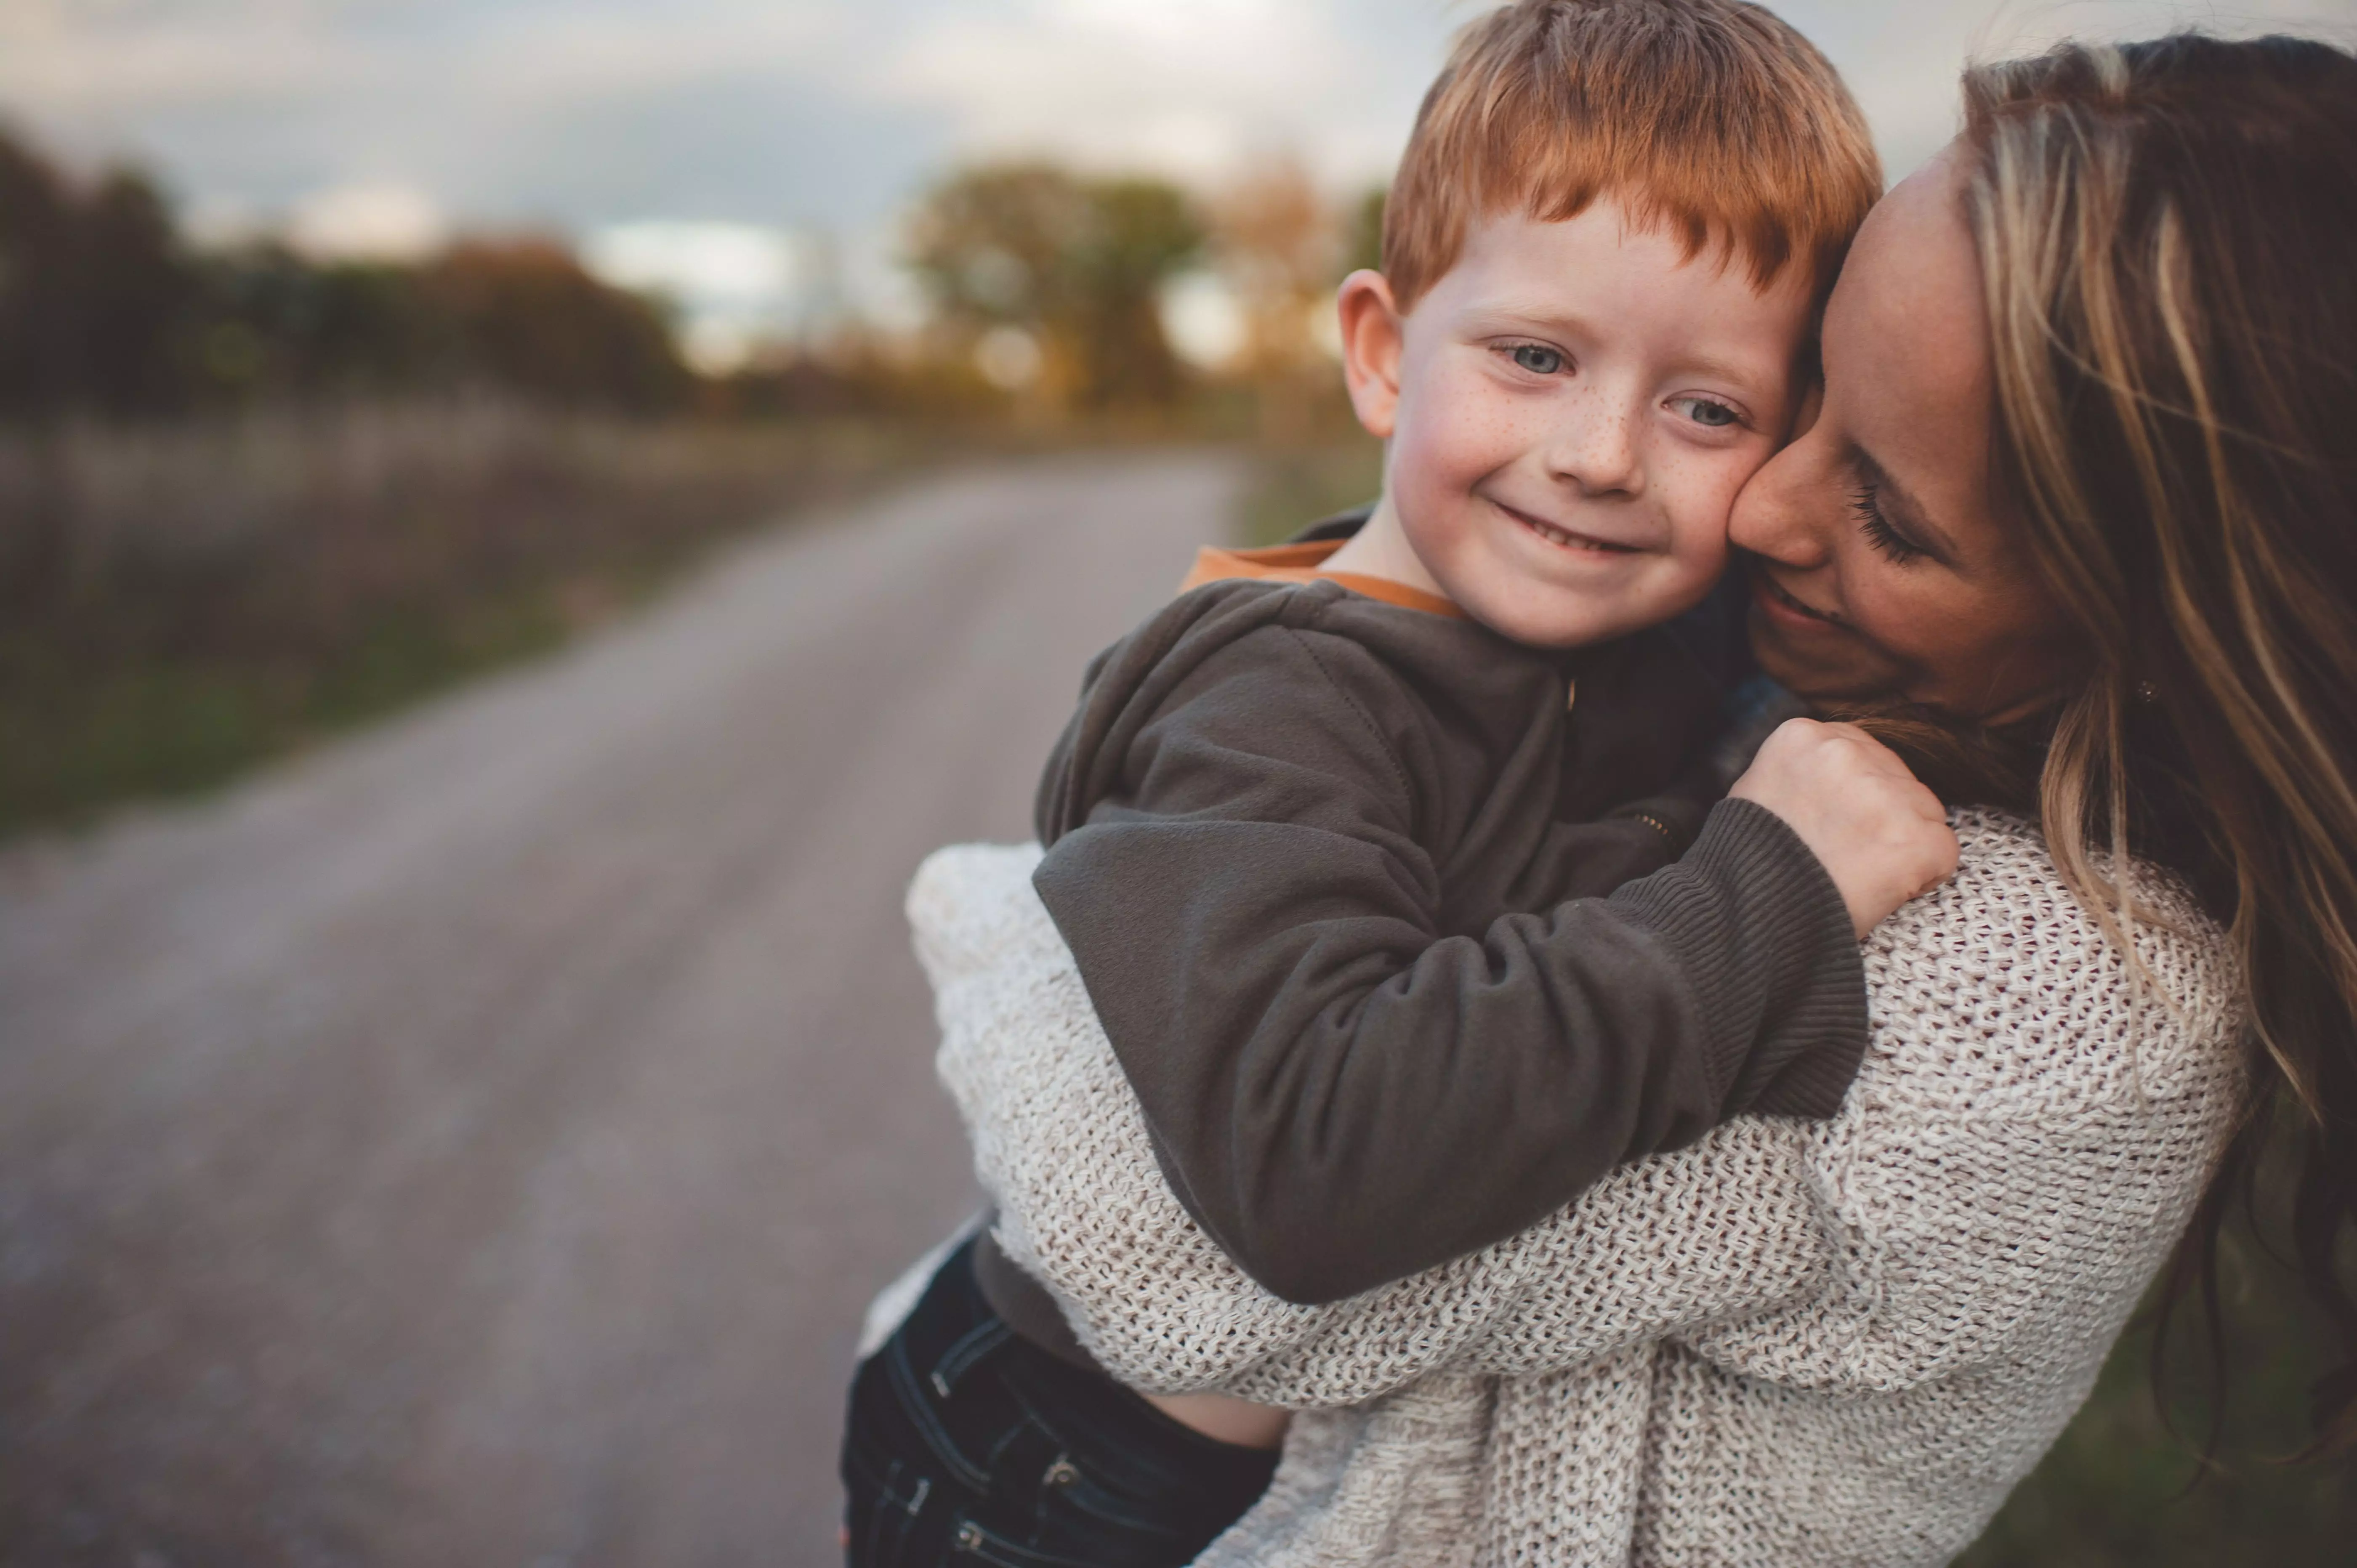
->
xmin=1730 ymin=719 xmax=1958 ymax=938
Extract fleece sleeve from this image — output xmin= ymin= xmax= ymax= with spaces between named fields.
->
xmin=1031 ymin=622 xmax=1862 ymax=1304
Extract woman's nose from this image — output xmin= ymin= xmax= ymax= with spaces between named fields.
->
xmin=1729 ymin=435 xmax=1834 ymax=568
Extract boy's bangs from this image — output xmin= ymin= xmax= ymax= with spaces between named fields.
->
xmin=1383 ymin=0 xmax=1882 ymax=308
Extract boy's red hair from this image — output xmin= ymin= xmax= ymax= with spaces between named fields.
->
xmin=1384 ymin=0 xmax=1882 ymax=308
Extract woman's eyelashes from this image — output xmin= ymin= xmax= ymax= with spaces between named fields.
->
xmin=1852 ymin=478 xmax=1926 ymax=563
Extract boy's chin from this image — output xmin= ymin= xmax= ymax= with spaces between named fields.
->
xmin=1454 ymin=587 xmax=1653 ymax=651
xmin=1447 ymin=566 xmax=1706 ymax=652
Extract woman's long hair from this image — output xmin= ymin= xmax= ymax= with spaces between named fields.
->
xmin=1957 ymin=35 xmax=2357 ymax=1450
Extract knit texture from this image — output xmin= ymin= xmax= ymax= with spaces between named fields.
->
xmin=908 ymin=811 xmax=2245 ymax=1567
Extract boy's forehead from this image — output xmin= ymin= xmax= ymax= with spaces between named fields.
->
xmin=1456 ymin=197 xmax=1733 ymax=282
xmin=1444 ymin=202 xmax=1803 ymax=319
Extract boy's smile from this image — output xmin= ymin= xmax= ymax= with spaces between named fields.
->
xmin=1487 ymin=495 xmax=1644 ymax=555
xmin=1329 ymin=197 xmax=1817 ymax=649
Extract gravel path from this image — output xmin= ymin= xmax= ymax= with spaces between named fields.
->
xmin=0 ymin=451 xmax=1239 ymax=1567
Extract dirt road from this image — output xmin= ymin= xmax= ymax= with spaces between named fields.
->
xmin=0 ymin=453 xmax=1239 ymax=1566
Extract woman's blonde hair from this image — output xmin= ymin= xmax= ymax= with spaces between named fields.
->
xmin=1958 ymin=34 xmax=2357 ymax=1449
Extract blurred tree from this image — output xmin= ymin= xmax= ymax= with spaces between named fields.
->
xmin=192 ymin=247 xmax=447 ymax=400
xmin=1071 ymin=178 xmax=1201 ymax=407
xmin=0 ymin=129 xmax=194 ymax=419
xmin=1344 ymin=187 xmax=1386 ymax=279
xmin=76 ymin=172 xmax=193 ymax=414
xmin=426 ymin=239 xmax=693 ymax=414
xmin=0 ymin=123 xmax=694 ymax=421
xmin=711 ymin=329 xmax=1003 ymax=423
xmin=0 ymin=129 xmax=81 ymax=418
xmin=907 ymin=163 xmax=1203 ymax=413
xmin=1213 ymin=159 xmax=1344 ymax=442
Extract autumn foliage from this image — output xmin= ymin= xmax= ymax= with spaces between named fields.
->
xmin=0 ymin=127 xmax=693 ymax=420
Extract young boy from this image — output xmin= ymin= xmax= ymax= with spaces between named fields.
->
xmin=844 ymin=3 xmax=1947 ymax=1563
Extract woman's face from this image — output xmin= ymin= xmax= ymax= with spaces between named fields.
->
xmin=1731 ymin=149 xmax=2082 ymax=719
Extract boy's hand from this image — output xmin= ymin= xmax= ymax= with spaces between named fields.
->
xmin=1729 ymin=719 xmax=1958 ymax=939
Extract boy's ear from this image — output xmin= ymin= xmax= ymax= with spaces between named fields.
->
xmin=1337 ymin=269 xmax=1405 ymax=441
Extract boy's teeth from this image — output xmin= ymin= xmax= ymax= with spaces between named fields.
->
xmin=1506 ymin=502 xmax=1628 ymax=552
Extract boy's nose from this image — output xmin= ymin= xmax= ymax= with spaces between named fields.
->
xmin=1546 ymin=395 xmax=1643 ymax=498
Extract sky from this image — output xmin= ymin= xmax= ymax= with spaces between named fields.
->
xmin=4 ymin=0 xmax=2350 ymax=364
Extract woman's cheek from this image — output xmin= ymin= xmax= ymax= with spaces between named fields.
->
xmin=1841 ymin=562 xmax=1955 ymax=690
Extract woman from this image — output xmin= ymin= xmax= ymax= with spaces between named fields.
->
xmin=910 ymin=33 xmax=2357 ymax=1567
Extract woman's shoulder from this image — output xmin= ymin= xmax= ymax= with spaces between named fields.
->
xmin=1854 ymin=806 xmax=2243 ymax=1110
xmin=1940 ymin=806 xmax=2228 ymax=961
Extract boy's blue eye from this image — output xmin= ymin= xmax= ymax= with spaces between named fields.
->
xmin=1510 ymin=344 xmax=1564 ymax=375
xmin=1673 ymin=396 xmax=1740 ymax=428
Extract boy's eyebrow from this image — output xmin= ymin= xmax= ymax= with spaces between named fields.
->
xmin=1666 ymin=351 xmax=1779 ymax=395
xmin=1854 ymin=448 xmax=1961 ymax=560
xmin=1464 ymin=302 xmax=1605 ymax=340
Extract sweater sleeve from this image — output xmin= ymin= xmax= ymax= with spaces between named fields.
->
xmin=1035 ymin=624 xmax=1863 ymax=1305
xmin=1434 ymin=816 xmax=2245 ymax=1397
xmin=914 ymin=814 xmax=2245 ymax=1406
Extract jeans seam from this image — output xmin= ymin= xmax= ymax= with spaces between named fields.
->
xmin=853 ymin=1458 xmax=923 ymax=1567
xmin=930 ymin=1316 xmax=1014 ymax=1398
xmin=883 ymin=1334 xmax=994 ymax=1493
xmin=1003 ymin=1383 xmax=1229 ymax=1537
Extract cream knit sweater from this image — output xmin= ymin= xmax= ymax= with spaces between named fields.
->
xmin=906 ymin=810 xmax=2245 ymax=1567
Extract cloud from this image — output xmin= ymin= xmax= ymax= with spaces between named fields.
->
xmin=0 ymin=0 xmax=904 ymax=223
xmin=872 ymin=0 xmax=1452 ymax=187
xmin=288 ymin=181 xmax=450 ymax=261
xmin=584 ymin=219 xmax=814 ymax=371
xmin=474 ymin=65 xmax=946 ymax=230
xmin=0 ymin=0 xmax=367 ymax=114
xmin=3 ymin=0 xmax=2352 ymax=316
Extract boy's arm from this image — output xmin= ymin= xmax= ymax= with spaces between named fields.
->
xmin=1034 ymin=624 xmax=1865 ymax=1306
xmin=923 ymin=821 xmax=2233 ymax=1407
xmin=1507 ymin=792 xmax=1712 ymax=907
xmin=919 ymin=842 xmax=1820 ymax=1403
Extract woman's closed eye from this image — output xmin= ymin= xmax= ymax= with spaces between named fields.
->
xmin=1852 ymin=478 xmax=1926 ymax=563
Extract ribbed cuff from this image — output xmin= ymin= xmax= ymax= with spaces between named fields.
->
xmin=1607 ymin=798 xmax=1868 ymax=1120
xmin=1605 ymin=794 xmax=1712 ymax=857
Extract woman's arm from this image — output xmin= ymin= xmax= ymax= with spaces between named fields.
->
xmin=917 ymin=813 xmax=2243 ymax=1406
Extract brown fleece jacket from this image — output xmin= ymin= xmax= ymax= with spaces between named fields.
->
xmin=976 ymin=539 xmax=1865 ymax=1361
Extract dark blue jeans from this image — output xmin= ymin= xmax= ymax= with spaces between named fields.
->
xmin=841 ymin=1238 xmax=1278 ymax=1567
